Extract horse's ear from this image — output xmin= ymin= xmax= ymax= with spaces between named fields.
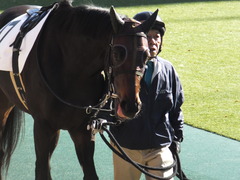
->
xmin=137 ymin=9 xmax=159 ymax=33
xmin=110 ymin=6 xmax=124 ymax=34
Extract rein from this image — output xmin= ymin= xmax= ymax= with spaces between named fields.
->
xmin=36 ymin=41 xmax=116 ymax=116
xmin=33 ymin=12 xmax=145 ymax=117
xmin=89 ymin=119 xmax=180 ymax=180
xmin=35 ymin=22 xmax=144 ymax=118
xmin=34 ymin=5 xmax=119 ymax=116
xmin=8 ymin=3 xmax=116 ymax=116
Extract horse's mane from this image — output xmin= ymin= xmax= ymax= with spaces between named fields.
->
xmin=51 ymin=0 xmax=113 ymax=38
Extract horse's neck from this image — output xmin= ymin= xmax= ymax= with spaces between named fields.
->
xmin=63 ymin=40 xmax=109 ymax=78
xmin=37 ymin=7 xmax=112 ymax=105
xmin=39 ymin=34 xmax=110 ymax=105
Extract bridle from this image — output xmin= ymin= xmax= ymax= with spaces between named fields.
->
xmin=36 ymin=30 xmax=147 ymax=119
xmin=109 ymin=33 xmax=148 ymax=78
xmin=36 ymin=39 xmax=117 ymax=117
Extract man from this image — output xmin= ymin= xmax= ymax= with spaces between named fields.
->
xmin=110 ymin=11 xmax=184 ymax=180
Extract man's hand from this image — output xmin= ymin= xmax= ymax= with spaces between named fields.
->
xmin=170 ymin=141 xmax=181 ymax=154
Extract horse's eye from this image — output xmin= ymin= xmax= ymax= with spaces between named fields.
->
xmin=112 ymin=46 xmax=126 ymax=63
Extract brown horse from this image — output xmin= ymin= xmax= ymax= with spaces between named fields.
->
xmin=0 ymin=0 xmax=158 ymax=179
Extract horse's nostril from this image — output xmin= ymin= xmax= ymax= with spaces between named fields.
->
xmin=120 ymin=100 xmax=140 ymax=118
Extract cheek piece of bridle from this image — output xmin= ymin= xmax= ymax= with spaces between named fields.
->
xmin=110 ymin=38 xmax=146 ymax=78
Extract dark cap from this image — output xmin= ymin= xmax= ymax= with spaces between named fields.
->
xmin=133 ymin=11 xmax=166 ymax=36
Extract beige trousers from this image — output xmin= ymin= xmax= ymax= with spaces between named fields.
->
xmin=112 ymin=143 xmax=174 ymax=180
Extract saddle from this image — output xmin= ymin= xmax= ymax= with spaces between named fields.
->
xmin=10 ymin=3 xmax=58 ymax=110
xmin=11 ymin=5 xmax=56 ymax=73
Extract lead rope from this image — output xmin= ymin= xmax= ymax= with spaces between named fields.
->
xmin=88 ymin=119 xmax=179 ymax=180
xmin=36 ymin=28 xmax=117 ymax=115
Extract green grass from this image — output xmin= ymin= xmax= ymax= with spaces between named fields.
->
xmin=1 ymin=1 xmax=239 ymax=140
xmin=116 ymin=1 xmax=240 ymax=140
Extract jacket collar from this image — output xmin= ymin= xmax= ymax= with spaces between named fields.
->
xmin=152 ymin=57 xmax=162 ymax=81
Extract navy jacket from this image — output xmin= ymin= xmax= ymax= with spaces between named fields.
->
xmin=110 ymin=57 xmax=184 ymax=149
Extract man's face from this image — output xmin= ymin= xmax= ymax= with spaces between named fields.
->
xmin=147 ymin=29 xmax=161 ymax=57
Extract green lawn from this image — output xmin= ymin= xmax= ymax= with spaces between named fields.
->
xmin=1 ymin=0 xmax=239 ymax=140
xmin=116 ymin=1 xmax=240 ymax=140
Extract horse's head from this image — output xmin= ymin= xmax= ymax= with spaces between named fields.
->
xmin=109 ymin=7 xmax=158 ymax=120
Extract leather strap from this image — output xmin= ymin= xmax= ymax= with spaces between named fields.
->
xmin=9 ymin=3 xmax=57 ymax=110
xmin=9 ymin=72 xmax=28 ymax=110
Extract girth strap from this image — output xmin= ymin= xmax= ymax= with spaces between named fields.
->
xmin=9 ymin=72 xmax=28 ymax=110
xmin=9 ymin=3 xmax=57 ymax=110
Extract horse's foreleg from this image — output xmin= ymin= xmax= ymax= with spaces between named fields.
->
xmin=49 ymin=130 xmax=60 ymax=158
xmin=33 ymin=120 xmax=59 ymax=180
xmin=69 ymin=129 xmax=99 ymax=180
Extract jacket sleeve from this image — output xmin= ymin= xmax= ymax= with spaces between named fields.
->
xmin=169 ymin=66 xmax=184 ymax=142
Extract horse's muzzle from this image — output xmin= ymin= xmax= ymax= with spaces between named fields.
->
xmin=117 ymin=100 xmax=141 ymax=119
